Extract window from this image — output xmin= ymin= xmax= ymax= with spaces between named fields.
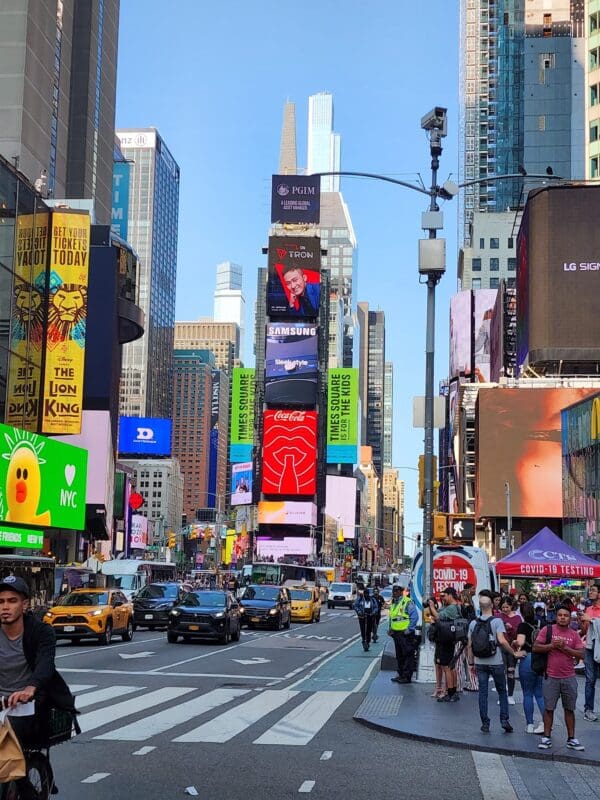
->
xmin=591 ymin=123 xmax=599 ymax=143
xmin=591 ymin=47 xmax=599 ymax=71
xmin=472 ymin=278 xmax=482 ymax=289
xmin=479 ymin=237 xmax=485 ymax=249
xmin=591 ymin=85 xmax=599 ymax=107
xmin=490 ymin=278 xmax=499 ymax=289
xmin=591 ymin=157 xmax=599 ymax=179
xmin=490 ymin=237 xmax=500 ymax=249
xmin=538 ymin=115 xmax=546 ymax=131
xmin=507 ymin=277 xmax=516 ymax=288
xmin=507 ymin=237 xmax=514 ymax=249
xmin=472 ymin=257 xmax=482 ymax=271
xmin=507 ymin=258 xmax=517 ymax=272
xmin=490 ymin=257 xmax=500 ymax=271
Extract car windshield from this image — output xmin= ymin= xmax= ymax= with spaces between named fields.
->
xmin=107 ymin=575 xmax=136 ymax=590
xmin=242 ymin=586 xmax=279 ymax=601
xmin=330 ymin=583 xmax=351 ymax=592
xmin=182 ymin=591 xmax=226 ymax=608
xmin=290 ymin=590 xmax=312 ymax=601
xmin=61 ymin=592 xmax=108 ymax=606
xmin=137 ymin=584 xmax=178 ymax=599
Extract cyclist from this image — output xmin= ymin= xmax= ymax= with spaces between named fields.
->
xmin=0 ymin=575 xmax=77 ymax=799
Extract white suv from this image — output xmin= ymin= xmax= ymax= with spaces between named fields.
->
xmin=327 ymin=582 xmax=357 ymax=609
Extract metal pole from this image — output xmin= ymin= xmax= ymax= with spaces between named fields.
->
xmin=505 ymin=481 xmax=512 ymax=546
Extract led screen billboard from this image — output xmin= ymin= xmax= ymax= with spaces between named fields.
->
xmin=265 ymin=322 xmax=318 ymax=406
xmin=325 ymin=475 xmax=357 ymax=539
xmin=517 ymin=185 xmax=600 ymax=367
xmin=267 ymin=236 xmax=321 ymax=319
xmin=230 ymin=368 xmax=255 ymax=462
xmin=257 ymin=501 xmax=317 ymax=526
xmin=261 ymin=410 xmax=317 ymax=496
xmin=326 ymin=368 xmax=359 ymax=463
xmin=231 ymin=462 xmax=253 ymax=506
xmin=256 ymin=536 xmax=315 ymax=558
xmin=130 ymin=514 xmax=148 ymax=549
xmin=449 ymin=291 xmax=471 ymax=379
xmin=271 ymin=175 xmax=321 ymax=224
xmin=473 ymin=289 xmax=497 ymax=382
xmin=476 ymin=387 xmax=596 ymax=518
xmin=119 ymin=417 xmax=172 ymax=456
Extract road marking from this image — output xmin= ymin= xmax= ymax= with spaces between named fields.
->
xmin=471 ymin=752 xmax=518 ymax=800
xmin=174 ymin=689 xmax=299 ymax=743
xmin=298 ymin=781 xmax=315 ymax=793
xmin=119 ymin=651 xmax=155 ymax=660
xmin=254 ymin=691 xmax=349 ymax=746
xmin=81 ymin=773 xmax=110 ymax=784
xmin=75 ymin=685 xmax=141 ymax=709
xmin=79 ymin=686 xmax=194 ymax=732
xmin=232 ymin=657 xmax=271 ymax=665
xmin=55 ymin=635 xmax=165 ymax=658
xmin=61 ymin=668 xmax=281 ymax=680
xmin=132 ymin=746 xmax=155 ymax=756
xmin=353 ymin=655 xmax=381 ymax=693
xmin=68 ymin=684 xmax=96 ymax=693
xmin=287 ymin=635 xmax=361 ymax=689
xmin=320 ymin=751 xmax=333 ymax=761
xmin=95 ymin=688 xmax=248 ymax=741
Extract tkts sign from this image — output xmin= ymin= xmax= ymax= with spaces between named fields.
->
xmin=261 ymin=410 xmax=317 ymax=496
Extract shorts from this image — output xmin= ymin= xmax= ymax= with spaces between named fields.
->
xmin=543 ymin=675 xmax=578 ymax=712
xmin=435 ymin=641 xmax=455 ymax=667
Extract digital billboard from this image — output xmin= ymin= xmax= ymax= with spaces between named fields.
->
xmin=130 ymin=515 xmax=148 ymax=549
xmin=230 ymin=368 xmax=255 ymax=462
xmin=449 ymin=291 xmax=471 ymax=379
xmin=326 ymin=368 xmax=359 ymax=463
xmin=517 ymin=185 xmax=600 ymax=367
xmin=476 ymin=387 xmax=596 ymax=518
xmin=271 ymin=175 xmax=321 ymax=224
xmin=111 ymin=160 xmax=130 ymax=240
xmin=265 ymin=322 xmax=318 ymax=406
xmin=41 ymin=210 xmax=91 ymax=434
xmin=119 ymin=417 xmax=172 ymax=456
xmin=0 ymin=525 xmax=44 ymax=550
xmin=261 ymin=410 xmax=317 ymax=496
xmin=325 ymin=475 xmax=357 ymax=539
xmin=489 ymin=285 xmax=504 ymax=383
xmin=231 ymin=462 xmax=253 ymax=506
xmin=256 ymin=536 xmax=315 ymax=559
xmin=0 ymin=422 xmax=87 ymax=530
xmin=473 ymin=289 xmax=497 ymax=382
xmin=257 ymin=501 xmax=317 ymax=526
xmin=267 ymin=236 xmax=321 ymax=319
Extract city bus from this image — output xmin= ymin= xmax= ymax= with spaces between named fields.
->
xmin=241 ymin=562 xmax=319 ymax=587
xmin=0 ymin=554 xmax=55 ymax=612
xmin=101 ymin=559 xmax=177 ymax=599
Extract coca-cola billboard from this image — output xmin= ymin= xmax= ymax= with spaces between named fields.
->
xmin=261 ymin=410 xmax=317 ymax=496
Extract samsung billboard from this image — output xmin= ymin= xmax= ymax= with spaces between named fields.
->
xmin=119 ymin=417 xmax=172 ymax=456
xmin=265 ymin=322 xmax=318 ymax=406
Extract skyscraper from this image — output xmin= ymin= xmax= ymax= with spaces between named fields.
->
xmin=307 ymin=92 xmax=341 ymax=192
xmin=279 ymin=101 xmax=297 ymax=174
xmin=0 ymin=0 xmax=120 ymax=224
xmin=213 ymin=262 xmax=245 ymax=359
xmin=117 ymin=128 xmax=180 ymax=418
xmin=383 ymin=362 xmax=394 ymax=469
xmin=174 ymin=320 xmax=240 ymax=374
xmin=357 ymin=302 xmax=386 ymax=480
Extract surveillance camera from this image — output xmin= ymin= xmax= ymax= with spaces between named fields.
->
xmin=421 ymin=107 xmax=448 ymax=136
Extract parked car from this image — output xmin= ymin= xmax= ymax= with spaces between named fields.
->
xmin=168 ymin=590 xmax=241 ymax=644
xmin=327 ymin=582 xmax=357 ymax=609
xmin=43 ymin=588 xmax=133 ymax=645
xmin=289 ymin=586 xmax=321 ymax=623
xmin=133 ymin=582 xmax=183 ymax=630
xmin=239 ymin=584 xmax=291 ymax=630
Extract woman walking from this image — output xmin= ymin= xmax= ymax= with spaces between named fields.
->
xmin=354 ymin=586 xmax=375 ymax=651
xmin=514 ymin=602 xmax=545 ymax=733
xmin=498 ymin=595 xmax=522 ymax=704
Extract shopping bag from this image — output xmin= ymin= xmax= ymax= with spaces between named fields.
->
xmin=0 ymin=707 xmax=26 ymax=782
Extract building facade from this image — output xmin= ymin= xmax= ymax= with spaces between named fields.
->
xmin=382 ymin=468 xmax=404 ymax=565
xmin=458 ymin=211 xmax=517 ymax=290
xmin=119 ymin=458 xmax=183 ymax=537
xmin=117 ymin=128 xmax=180 ymax=418
xmin=307 ymin=92 xmax=340 ymax=192
xmin=0 ymin=0 xmax=120 ymax=225
xmin=383 ymin=362 xmax=393 ymax=469
xmin=174 ymin=320 xmax=240 ymax=374
xmin=213 ymin=261 xmax=245 ymax=359
xmin=357 ymin=302 xmax=386 ymax=480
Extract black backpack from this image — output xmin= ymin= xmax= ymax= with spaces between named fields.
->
xmin=470 ymin=617 xmax=497 ymax=658
xmin=531 ymin=624 xmax=553 ymax=676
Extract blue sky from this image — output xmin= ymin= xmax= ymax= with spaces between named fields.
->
xmin=116 ymin=1 xmax=460 ymax=550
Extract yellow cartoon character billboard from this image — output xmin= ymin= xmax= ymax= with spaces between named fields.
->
xmin=2 ymin=429 xmax=51 ymax=526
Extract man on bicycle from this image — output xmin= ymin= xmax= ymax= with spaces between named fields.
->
xmin=1 ymin=575 xmax=77 ymax=799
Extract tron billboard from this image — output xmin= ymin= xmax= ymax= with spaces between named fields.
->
xmin=265 ymin=322 xmax=318 ymax=406
xmin=261 ymin=410 xmax=317 ymax=496
xmin=267 ymin=236 xmax=321 ymax=319
xmin=119 ymin=417 xmax=172 ymax=456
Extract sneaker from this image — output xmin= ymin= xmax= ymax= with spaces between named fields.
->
xmin=526 ymin=724 xmax=535 ymax=734
xmin=534 ymin=723 xmax=545 ymax=734
xmin=508 ymin=696 xmax=516 ymax=705
xmin=501 ymin=721 xmax=513 ymax=733
xmin=438 ymin=693 xmax=460 ymax=702
xmin=538 ymin=737 xmax=552 ymax=749
xmin=566 ymin=738 xmax=585 ymax=751
xmin=480 ymin=722 xmax=490 ymax=733
xmin=583 ymin=709 xmax=598 ymax=722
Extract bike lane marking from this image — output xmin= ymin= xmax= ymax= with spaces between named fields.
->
xmin=81 ymin=773 xmax=111 ymax=783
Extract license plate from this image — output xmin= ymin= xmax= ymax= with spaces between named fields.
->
xmin=63 ymin=625 xmax=75 ymax=632
xmin=144 ymin=614 xmax=153 ymax=620
xmin=188 ymin=624 xmax=199 ymax=631
xmin=251 ymin=617 xmax=260 ymax=623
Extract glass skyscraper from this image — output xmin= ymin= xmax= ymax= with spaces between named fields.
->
xmin=117 ymin=128 xmax=180 ymax=418
xmin=307 ymin=92 xmax=341 ymax=192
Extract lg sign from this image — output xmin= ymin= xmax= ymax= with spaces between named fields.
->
xmin=118 ymin=417 xmax=172 ymax=456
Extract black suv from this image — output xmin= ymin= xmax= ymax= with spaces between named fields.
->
xmin=133 ymin=582 xmax=182 ymax=630
xmin=239 ymin=585 xmax=291 ymax=630
xmin=168 ymin=590 xmax=241 ymax=644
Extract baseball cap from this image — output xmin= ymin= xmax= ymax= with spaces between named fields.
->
xmin=0 ymin=575 xmax=30 ymax=597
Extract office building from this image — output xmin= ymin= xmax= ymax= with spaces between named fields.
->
xmin=118 ymin=458 xmax=183 ymax=537
xmin=587 ymin=1 xmax=600 ymax=178
xmin=278 ymin=101 xmax=297 ymax=174
xmin=357 ymin=302 xmax=386 ymax=480
xmin=0 ymin=0 xmax=120 ymax=225
xmin=213 ymin=261 xmax=245 ymax=358
xmin=358 ymin=446 xmax=381 ymax=566
xmin=307 ymin=92 xmax=341 ymax=192
xmin=174 ymin=320 xmax=240 ymax=374
xmin=383 ymin=362 xmax=394 ymax=469
xmin=117 ymin=128 xmax=180 ymax=418
xmin=458 ymin=211 xmax=517 ymax=290
xmin=383 ymin=468 xmax=404 ymax=565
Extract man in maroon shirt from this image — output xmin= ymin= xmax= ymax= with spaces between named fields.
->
xmin=533 ymin=606 xmax=585 ymax=751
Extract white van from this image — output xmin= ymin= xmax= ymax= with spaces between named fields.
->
xmin=327 ymin=582 xmax=357 ymax=609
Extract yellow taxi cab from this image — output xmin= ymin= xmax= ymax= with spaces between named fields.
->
xmin=43 ymin=588 xmax=133 ymax=645
xmin=289 ymin=586 xmax=321 ymax=623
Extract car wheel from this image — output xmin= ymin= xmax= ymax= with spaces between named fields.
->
xmin=231 ymin=623 xmax=241 ymax=642
xmin=167 ymin=631 xmax=178 ymax=643
xmin=99 ymin=621 xmax=113 ymax=646
xmin=247 ymin=622 xmax=254 ymax=630
xmin=327 ymin=602 xmax=333 ymax=609
xmin=131 ymin=622 xmax=137 ymax=631
xmin=218 ymin=625 xmax=230 ymax=645
xmin=121 ymin=619 xmax=134 ymax=642
xmin=284 ymin=614 xmax=291 ymax=630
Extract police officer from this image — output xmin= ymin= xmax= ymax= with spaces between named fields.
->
xmin=388 ymin=585 xmax=419 ymax=684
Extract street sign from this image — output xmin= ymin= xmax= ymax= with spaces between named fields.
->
xmin=448 ymin=515 xmax=475 ymax=542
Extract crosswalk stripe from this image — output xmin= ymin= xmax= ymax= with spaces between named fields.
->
xmin=75 ymin=686 xmax=142 ymax=709
xmin=79 ymin=687 xmax=194 ymax=733
xmin=174 ymin=689 xmax=299 ymax=743
xmin=69 ymin=684 xmax=97 ymax=693
xmin=94 ymin=688 xmax=249 ymax=741
xmin=253 ymin=691 xmax=349 ymax=746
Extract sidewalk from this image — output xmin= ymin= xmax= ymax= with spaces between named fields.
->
xmin=354 ymin=644 xmax=600 ymax=765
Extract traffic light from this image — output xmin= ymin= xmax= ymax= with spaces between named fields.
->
xmin=418 ymin=455 xmax=438 ymax=508
xmin=433 ymin=513 xmax=448 ymax=540
xmin=167 ymin=533 xmax=176 ymax=549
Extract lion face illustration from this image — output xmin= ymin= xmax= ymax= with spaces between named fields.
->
xmin=10 ymin=280 xmax=45 ymax=347
xmin=46 ymin=283 xmax=87 ymax=344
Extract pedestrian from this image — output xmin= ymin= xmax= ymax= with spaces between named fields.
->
xmin=498 ymin=595 xmax=522 ymax=705
xmin=518 ymin=592 xmax=529 ymax=615
xmin=371 ymin=587 xmax=385 ymax=643
xmin=580 ymin=583 xmax=600 ymax=722
xmin=428 ymin=587 xmax=461 ymax=703
xmin=467 ymin=593 xmax=515 ymax=733
xmin=455 ymin=588 xmax=478 ymax=693
xmin=534 ymin=605 xmax=586 ymax=751
xmin=388 ymin=585 xmax=418 ymax=684
xmin=513 ymin=602 xmax=545 ymax=733
xmin=354 ymin=586 xmax=375 ymax=651
xmin=492 ymin=592 xmax=502 ymax=616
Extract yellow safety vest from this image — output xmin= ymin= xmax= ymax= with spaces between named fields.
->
xmin=389 ymin=597 xmax=411 ymax=632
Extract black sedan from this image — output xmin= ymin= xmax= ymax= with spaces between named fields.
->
xmin=167 ymin=590 xmax=241 ymax=644
xmin=133 ymin=582 xmax=183 ymax=630
xmin=239 ymin=585 xmax=291 ymax=630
